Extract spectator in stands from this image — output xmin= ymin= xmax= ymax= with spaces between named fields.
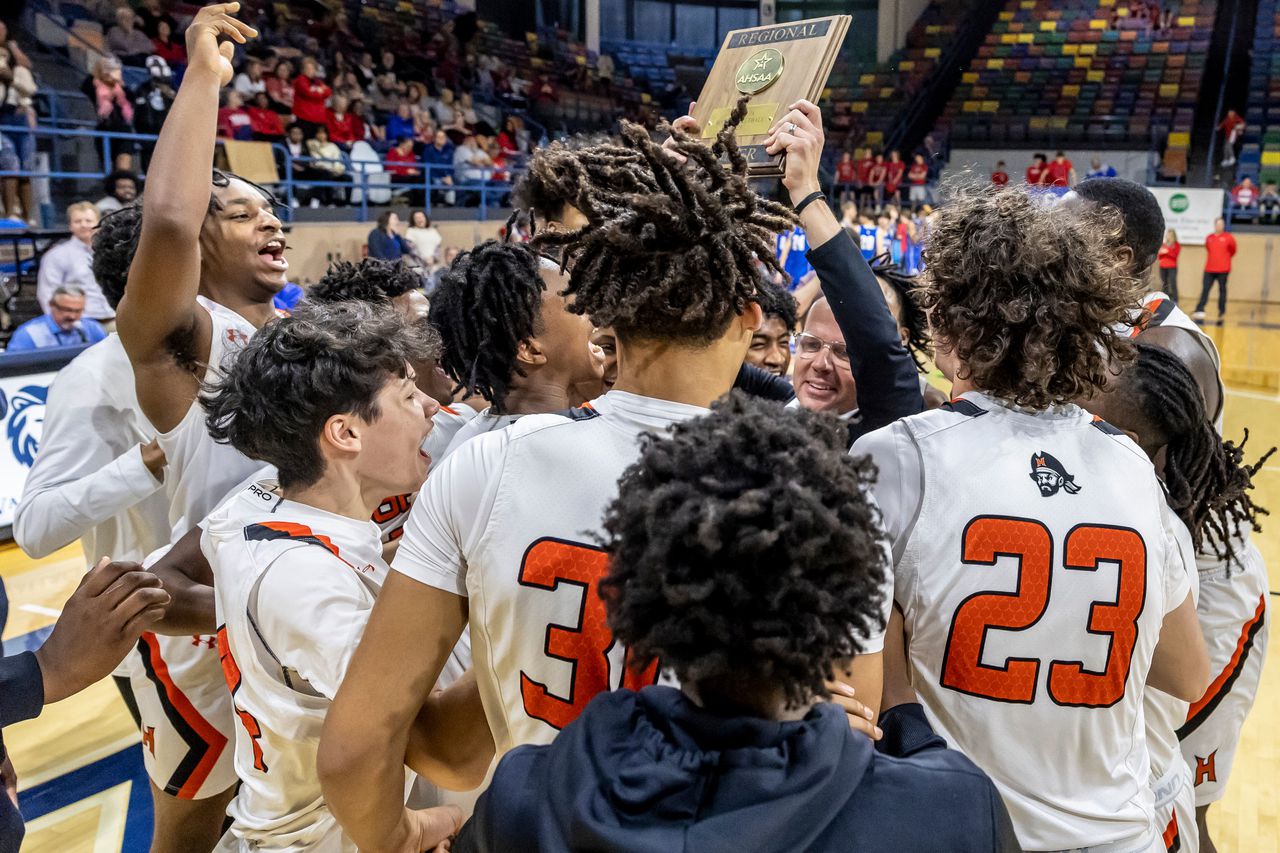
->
xmin=596 ymin=51 xmax=615 ymax=94
xmin=453 ymin=132 xmax=495 ymax=204
xmin=248 ymin=92 xmax=285 ymax=140
xmin=0 ymin=21 xmax=32 ymax=70
xmin=7 ymin=285 xmax=108 ymax=351
xmin=1046 ymin=151 xmax=1075 ymax=187
xmin=868 ymin=153 xmax=887 ymax=209
xmin=130 ymin=56 xmax=174 ymax=167
xmin=107 ymin=7 xmax=155 ymax=67
xmin=384 ymin=102 xmax=419 ymax=147
xmin=266 ymin=59 xmax=295 ymax=113
xmin=855 ymin=147 xmax=875 ymax=209
xmin=834 ymin=151 xmax=856 ymax=204
xmin=907 ymin=153 xmax=929 ymax=209
xmin=36 ymin=202 xmax=115 ymax=326
xmin=1218 ymin=109 xmax=1245 ymax=167
xmin=95 ymin=170 xmax=139 ymax=214
xmin=0 ymin=134 xmax=34 ymax=225
xmin=414 ymin=111 xmax=438 ymax=146
xmin=1231 ymin=176 xmax=1259 ymax=220
xmin=305 ymin=125 xmax=348 ymax=206
xmin=325 ymin=94 xmax=366 ymax=148
xmin=233 ymin=57 xmax=266 ymax=98
xmin=1193 ymin=217 xmax=1236 ymax=322
xmin=354 ymin=52 xmax=377 ymax=89
xmin=432 ymin=87 xmax=463 ymax=131
xmin=293 ymin=57 xmax=332 ymax=137
xmin=216 ymin=90 xmax=253 ymax=140
xmin=135 ymin=0 xmax=178 ymax=39
xmin=1157 ymin=228 xmax=1180 ymax=302
xmin=1260 ymin=182 xmax=1280 ymax=223
xmin=283 ymin=123 xmax=322 ymax=207
xmin=386 ymin=136 xmax=424 ymax=204
xmin=0 ymin=45 xmax=37 ymax=208
xmin=1086 ymin=158 xmax=1117 ymax=179
xmin=1025 ymin=152 xmax=1049 ymax=186
xmin=366 ymin=210 xmax=406 ymax=262
xmin=457 ymin=91 xmax=482 ymax=132
xmin=89 ymin=57 xmax=134 ymax=166
xmin=991 ymin=161 xmax=1009 ymax=185
xmin=149 ymin=19 xmax=186 ymax=69
xmin=404 ymin=210 xmax=443 ymax=269
xmin=885 ymin=149 xmax=905 ymax=206
xmin=423 ymin=128 xmax=456 ymax=204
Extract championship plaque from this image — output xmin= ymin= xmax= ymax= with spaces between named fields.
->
xmin=691 ymin=15 xmax=850 ymax=177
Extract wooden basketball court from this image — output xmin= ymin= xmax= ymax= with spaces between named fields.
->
xmin=4 ymin=304 xmax=1278 ymax=852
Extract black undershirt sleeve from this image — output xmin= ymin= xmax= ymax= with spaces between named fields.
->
xmin=734 ymin=363 xmax=797 ymax=403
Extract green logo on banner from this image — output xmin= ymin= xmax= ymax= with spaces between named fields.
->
xmin=1169 ymin=193 xmax=1190 ymax=213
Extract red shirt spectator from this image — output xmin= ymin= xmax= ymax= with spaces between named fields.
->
xmin=868 ymin=157 xmax=887 ymax=188
xmin=1045 ymin=155 xmax=1074 ymax=187
xmin=217 ymin=94 xmax=253 ymax=140
xmin=835 ymin=155 xmax=856 ymax=185
xmin=991 ymin=169 xmax=1009 ymax=186
xmin=1231 ymin=180 xmax=1258 ymax=207
xmin=855 ymin=152 xmax=874 ymax=185
xmin=151 ymin=36 xmax=186 ymax=66
xmin=325 ymin=108 xmax=366 ymax=145
xmin=1025 ymin=158 xmax=1048 ymax=185
xmin=248 ymin=104 xmax=284 ymax=138
xmin=885 ymin=155 xmax=905 ymax=193
xmin=265 ymin=68 xmax=294 ymax=111
xmin=1157 ymin=241 xmax=1180 ymax=269
xmin=385 ymin=144 xmax=420 ymax=177
xmin=1217 ymin=111 xmax=1245 ymax=139
xmin=1204 ymin=230 xmax=1237 ymax=274
xmin=292 ymin=72 xmax=332 ymax=125
xmin=907 ymin=160 xmax=928 ymax=185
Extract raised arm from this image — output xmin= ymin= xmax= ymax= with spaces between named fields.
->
xmin=764 ymin=100 xmax=924 ymax=438
xmin=115 ymin=3 xmax=256 ymax=433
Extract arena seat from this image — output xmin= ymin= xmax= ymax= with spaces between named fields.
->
xmin=1243 ymin=0 xmax=1280 ymax=185
xmin=934 ymin=0 xmax=1216 ymax=148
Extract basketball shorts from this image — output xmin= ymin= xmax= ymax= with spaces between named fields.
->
xmin=1178 ymin=544 xmax=1270 ymax=807
xmin=1152 ymin=758 xmax=1198 ymax=853
xmin=130 ymin=629 xmax=238 ymax=800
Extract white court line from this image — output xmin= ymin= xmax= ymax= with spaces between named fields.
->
xmin=19 ymin=603 xmax=62 ymax=618
xmin=1225 ymin=387 xmax=1280 ymax=402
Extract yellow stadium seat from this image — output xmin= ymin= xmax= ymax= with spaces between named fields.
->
xmin=1168 ymin=131 xmax=1191 ymax=147
xmin=1075 ymin=56 xmax=1092 ymax=68
xmin=1261 ymin=151 xmax=1280 ymax=166
xmin=963 ymin=100 xmax=981 ymax=112
xmin=1087 ymin=70 xmax=1105 ymax=82
xmin=899 ymin=60 xmax=916 ymax=70
xmin=1159 ymin=84 xmax=1178 ymax=97
xmin=1018 ymin=33 xmax=1035 ymax=43
xmin=1090 ymin=19 xmax=1108 ymax=29
xmin=987 ymin=58 xmax=1003 ymax=69
xmin=1177 ymin=15 xmax=1195 ymax=25
xmin=924 ymin=47 xmax=941 ymax=58
xmin=1020 ymin=0 xmax=1035 ymax=8
xmin=860 ymin=74 xmax=876 ymax=85
xmin=851 ymin=102 xmax=869 ymax=113
xmin=926 ymin=25 xmax=942 ymax=34
xmin=1030 ymin=116 xmax=1050 ymax=129
xmin=880 ymin=87 xmax=894 ymax=98
xmin=866 ymin=131 xmax=884 ymax=145
xmin=999 ymin=11 xmax=1015 ymax=20
xmin=1099 ymin=0 xmax=1115 ymax=6
xmin=1040 ymin=20 xmax=1057 ymax=31
xmin=1062 ymin=84 xmax=1081 ymax=97
xmin=1080 ymin=44 xmax=1097 ymax=55
xmin=962 ymin=72 xmax=979 ymax=83
xmin=1001 ymin=33 xmax=1018 ymax=44
xmin=1050 ymin=116 xmax=1069 ymax=129
xmin=1064 ymin=43 xmax=1080 ymax=54
xmin=982 ymin=100 xmax=1000 ymax=112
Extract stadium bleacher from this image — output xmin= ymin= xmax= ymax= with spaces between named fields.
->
xmin=1242 ymin=0 xmax=1279 ymax=185
xmin=934 ymin=0 xmax=1215 ymax=154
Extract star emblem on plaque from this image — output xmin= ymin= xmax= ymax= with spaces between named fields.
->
xmin=736 ymin=49 xmax=785 ymax=94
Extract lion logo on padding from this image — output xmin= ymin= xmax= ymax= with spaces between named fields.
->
xmin=7 ymin=384 xmax=48 ymax=467
xmin=1029 ymin=451 xmax=1081 ymax=497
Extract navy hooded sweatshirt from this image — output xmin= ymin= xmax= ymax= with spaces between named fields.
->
xmin=452 ymin=686 xmax=1020 ymax=852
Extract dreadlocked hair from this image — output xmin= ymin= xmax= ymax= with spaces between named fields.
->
xmin=514 ymin=132 xmax=615 ymax=222
xmin=599 ymin=392 xmax=889 ymax=710
xmin=306 ymin=258 xmax=423 ymax=305
xmin=870 ymin=253 xmax=931 ymax=370
xmin=1120 ymin=343 xmax=1275 ymax=562
xmin=427 ymin=239 xmax=545 ymax=411
xmin=92 ymin=202 xmax=143 ymax=310
xmin=531 ymin=97 xmax=797 ymax=343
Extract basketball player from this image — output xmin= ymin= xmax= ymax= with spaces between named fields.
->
xmin=426 ymin=236 xmax=604 ymax=458
xmin=870 ymin=255 xmax=947 ymax=409
xmin=454 ymin=393 xmax=1018 ymax=852
xmin=197 ymin=300 xmax=471 ymax=852
xmin=1072 ymin=178 xmax=1270 ymax=853
xmin=1086 ymin=343 xmax=1275 ymax=853
xmin=743 ymin=276 xmax=797 ymax=377
xmin=318 ymin=99 xmax=919 ymax=850
xmin=853 ymin=184 xmax=1211 ymax=851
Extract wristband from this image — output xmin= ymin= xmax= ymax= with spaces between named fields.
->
xmin=793 ymin=190 xmax=826 ymax=215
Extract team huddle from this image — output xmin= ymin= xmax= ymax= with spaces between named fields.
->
xmin=13 ymin=4 xmax=1275 ymax=853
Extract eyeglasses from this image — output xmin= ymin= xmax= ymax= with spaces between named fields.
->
xmin=792 ymin=332 xmax=849 ymax=364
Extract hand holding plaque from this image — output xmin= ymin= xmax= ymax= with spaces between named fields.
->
xmin=690 ymin=16 xmax=850 ymax=177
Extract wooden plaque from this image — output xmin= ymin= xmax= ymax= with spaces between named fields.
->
xmin=691 ymin=15 xmax=850 ymax=177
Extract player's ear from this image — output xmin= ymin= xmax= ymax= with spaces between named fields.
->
xmin=321 ymin=412 xmax=362 ymax=455
xmin=515 ymin=337 xmax=548 ymax=367
xmin=740 ymin=299 xmax=765 ymax=333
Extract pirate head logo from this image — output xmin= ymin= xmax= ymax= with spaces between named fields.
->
xmin=1029 ymin=451 xmax=1081 ymax=497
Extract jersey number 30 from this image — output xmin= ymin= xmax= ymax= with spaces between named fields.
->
xmin=941 ymin=516 xmax=1147 ymax=708
xmin=518 ymin=538 xmax=659 ymax=730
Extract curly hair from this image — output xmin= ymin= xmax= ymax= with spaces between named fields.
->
xmin=306 ymin=258 xmax=423 ymax=305
xmin=919 ymin=183 xmax=1143 ymax=408
xmin=427 ymin=240 xmax=545 ymax=411
xmin=92 ymin=203 xmax=143 ymax=310
xmin=531 ymin=98 xmax=796 ymax=344
xmin=870 ymin=254 xmax=931 ymax=371
xmin=599 ymin=392 xmax=890 ymax=709
xmin=1111 ymin=343 xmax=1274 ymax=563
xmin=753 ymin=275 xmax=799 ymax=331
xmin=202 ymin=301 xmax=436 ymax=490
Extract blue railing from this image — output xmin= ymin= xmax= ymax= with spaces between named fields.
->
xmin=0 ymin=125 xmax=522 ymax=222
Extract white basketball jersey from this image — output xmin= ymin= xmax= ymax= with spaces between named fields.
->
xmin=203 ymin=479 xmax=402 ymax=851
xmin=854 ymin=392 xmax=1191 ymax=852
xmin=373 ymin=404 xmax=479 ymax=545
xmin=393 ymin=392 xmax=707 ymax=754
xmin=439 ymin=407 xmax=523 ymax=459
xmin=1130 ymin=292 xmax=1225 ymax=431
xmin=158 ymin=296 xmax=263 ymax=539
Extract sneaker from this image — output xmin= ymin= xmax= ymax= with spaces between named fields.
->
xmin=1191 ymin=310 xmax=1206 ymax=322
